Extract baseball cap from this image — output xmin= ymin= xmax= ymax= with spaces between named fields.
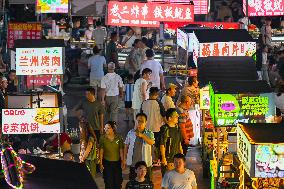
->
xmin=167 ymin=83 xmax=177 ymax=90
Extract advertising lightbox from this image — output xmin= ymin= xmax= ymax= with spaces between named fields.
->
xmin=244 ymin=0 xmax=284 ymax=16
xmin=107 ymin=1 xmax=194 ymax=27
xmin=2 ymin=108 xmax=61 ymax=134
xmin=200 ymin=86 xmax=210 ymax=110
xmin=209 ymin=85 xmax=275 ymax=126
xmin=36 ymin=0 xmax=68 ymax=13
xmin=16 ymin=47 xmax=63 ymax=75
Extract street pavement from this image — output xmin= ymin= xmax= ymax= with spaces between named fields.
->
xmin=64 ymin=81 xmax=210 ymax=189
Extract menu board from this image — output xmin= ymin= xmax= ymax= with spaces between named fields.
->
xmin=210 ymin=85 xmax=275 ymax=126
xmin=7 ymin=23 xmax=42 ymax=49
xmin=255 ymin=144 xmax=284 ymax=178
xmin=16 ymin=47 xmax=63 ymax=75
xmin=2 ymin=108 xmax=61 ymax=134
xmin=36 ymin=0 xmax=69 ymax=13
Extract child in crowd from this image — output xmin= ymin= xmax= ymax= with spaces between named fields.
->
xmin=124 ymin=74 xmax=135 ymax=120
xmin=125 ymin=161 xmax=154 ymax=189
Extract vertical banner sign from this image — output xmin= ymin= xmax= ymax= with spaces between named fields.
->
xmin=7 ymin=23 xmax=42 ymax=49
xmin=36 ymin=0 xmax=69 ymax=13
xmin=2 ymin=108 xmax=61 ymax=134
xmin=107 ymin=1 xmax=194 ymax=27
xmin=177 ymin=29 xmax=189 ymax=50
xmin=16 ymin=47 xmax=63 ymax=75
xmin=246 ymin=0 xmax=284 ymax=16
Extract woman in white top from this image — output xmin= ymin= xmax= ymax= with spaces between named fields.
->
xmin=84 ymin=25 xmax=94 ymax=41
xmin=132 ymin=68 xmax=152 ymax=120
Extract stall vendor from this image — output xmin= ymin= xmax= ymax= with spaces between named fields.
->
xmin=44 ymin=133 xmax=72 ymax=153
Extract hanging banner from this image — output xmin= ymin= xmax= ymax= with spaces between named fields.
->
xmin=16 ymin=47 xmax=63 ymax=75
xmin=2 ymin=108 xmax=61 ymax=134
xmin=245 ymin=0 xmax=284 ymax=16
xmin=147 ymin=0 xmax=208 ymax=14
xmin=177 ymin=29 xmax=188 ymax=50
xmin=7 ymin=23 xmax=42 ymax=49
xmin=107 ymin=1 xmax=194 ymax=27
xmin=36 ymin=0 xmax=69 ymax=13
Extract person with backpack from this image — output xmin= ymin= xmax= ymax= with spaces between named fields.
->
xmin=160 ymin=108 xmax=183 ymax=176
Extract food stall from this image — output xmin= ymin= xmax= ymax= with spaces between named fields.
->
xmin=237 ymin=123 xmax=284 ymax=189
xmin=208 ymin=80 xmax=276 ymax=188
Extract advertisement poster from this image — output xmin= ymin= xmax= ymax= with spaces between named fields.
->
xmin=16 ymin=47 xmax=63 ymax=75
xmin=7 ymin=23 xmax=42 ymax=49
xmin=177 ymin=29 xmax=188 ymax=50
xmin=36 ymin=0 xmax=69 ymax=13
xmin=107 ymin=1 xmax=194 ymax=27
xmin=26 ymin=75 xmax=61 ymax=88
xmin=246 ymin=0 xmax=284 ymax=16
xmin=237 ymin=126 xmax=252 ymax=176
xmin=2 ymin=108 xmax=61 ymax=134
xmin=199 ymin=42 xmax=256 ymax=58
xmin=255 ymin=144 xmax=284 ymax=178
xmin=210 ymin=92 xmax=275 ymax=126
xmin=200 ymin=86 xmax=210 ymax=110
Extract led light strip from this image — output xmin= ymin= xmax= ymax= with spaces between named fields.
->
xmin=0 ymin=146 xmax=35 ymax=189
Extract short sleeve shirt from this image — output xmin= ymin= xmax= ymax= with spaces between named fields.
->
xmin=161 ymin=95 xmax=175 ymax=111
xmin=88 ymin=55 xmax=106 ymax=80
xmin=74 ymin=99 xmax=105 ymax=130
xmin=99 ymin=134 xmax=124 ymax=161
xmin=162 ymin=169 xmax=197 ymax=189
xmin=101 ymin=73 xmax=124 ymax=96
xmin=140 ymin=60 xmax=163 ymax=89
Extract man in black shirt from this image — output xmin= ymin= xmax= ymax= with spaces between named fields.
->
xmin=7 ymin=70 xmax=17 ymax=93
xmin=125 ymin=161 xmax=153 ymax=189
xmin=160 ymin=108 xmax=183 ymax=176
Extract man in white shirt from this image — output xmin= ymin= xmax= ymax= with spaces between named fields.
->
xmin=101 ymin=62 xmax=124 ymax=122
xmin=122 ymin=28 xmax=137 ymax=48
xmin=162 ymin=153 xmax=197 ymax=189
xmin=161 ymin=83 xmax=177 ymax=111
xmin=140 ymin=49 xmax=165 ymax=90
xmin=93 ymin=21 xmax=107 ymax=50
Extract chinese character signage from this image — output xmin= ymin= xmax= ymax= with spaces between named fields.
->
xmin=107 ymin=1 xmax=194 ymax=27
xmin=245 ymin=0 xmax=284 ymax=16
xmin=8 ymin=23 xmax=42 ymax=49
xmin=209 ymin=89 xmax=275 ymax=126
xmin=16 ymin=47 xmax=63 ymax=75
xmin=177 ymin=29 xmax=188 ymax=50
xmin=2 ymin=108 xmax=61 ymax=134
xmin=36 ymin=0 xmax=69 ymax=13
xmin=27 ymin=75 xmax=61 ymax=88
xmin=199 ymin=42 xmax=256 ymax=58
xmin=148 ymin=0 xmax=208 ymax=14
xmin=255 ymin=144 xmax=284 ymax=178
xmin=237 ymin=126 xmax=252 ymax=176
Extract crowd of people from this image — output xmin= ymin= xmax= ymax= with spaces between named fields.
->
xmin=71 ymin=29 xmax=202 ymax=189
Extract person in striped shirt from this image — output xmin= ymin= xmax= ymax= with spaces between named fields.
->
xmin=124 ymin=74 xmax=135 ymax=120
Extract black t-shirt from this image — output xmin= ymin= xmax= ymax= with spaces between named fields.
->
xmin=159 ymin=124 xmax=182 ymax=162
xmin=125 ymin=180 xmax=153 ymax=189
xmin=7 ymin=78 xmax=17 ymax=93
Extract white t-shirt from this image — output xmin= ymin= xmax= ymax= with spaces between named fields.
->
xmin=88 ymin=55 xmax=106 ymax=80
xmin=161 ymin=95 xmax=175 ymax=111
xmin=122 ymin=35 xmax=137 ymax=48
xmin=93 ymin=28 xmax=107 ymax=45
xmin=132 ymin=78 xmax=148 ymax=110
xmin=140 ymin=59 xmax=163 ymax=89
xmin=275 ymin=93 xmax=284 ymax=113
xmin=162 ymin=169 xmax=197 ymax=189
xmin=101 ymin=73 xmax=124 ymax=96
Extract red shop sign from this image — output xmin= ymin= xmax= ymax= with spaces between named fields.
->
xmin=164 ymin=21 xmax=240 ymax=31
xmin=7 ymin=23 xmax=42 ymax=49
xmin=148 ymin=0 xmax=208 ymax=14
xmin=107 ymin=1 xmax=194 ymax=27
xmin=26 ymin=75 xmax=61 ymax=88
xmin=245 ymin=0 xmax=284 ymax=16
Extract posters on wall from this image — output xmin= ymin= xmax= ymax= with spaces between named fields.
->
xmin=107 ymin=1 xmax=194 ymax=27
xmin=210 ymin=92 xmax=275 ymax=126
xmin=2 ymin=108 xmax=61 ymax=134
xmin=16 ymin=47 xmax=63 ymax=75
xmin=36 ymin=0 xmax=68 ymax=13
xmin=7 ymin=23 xmax=42 ymax=49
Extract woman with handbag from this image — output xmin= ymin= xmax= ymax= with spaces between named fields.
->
xmin=79 ymin=120 xmax=97 ymax=180
xmin=99 ymin=121 xmax=125 ymax=189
